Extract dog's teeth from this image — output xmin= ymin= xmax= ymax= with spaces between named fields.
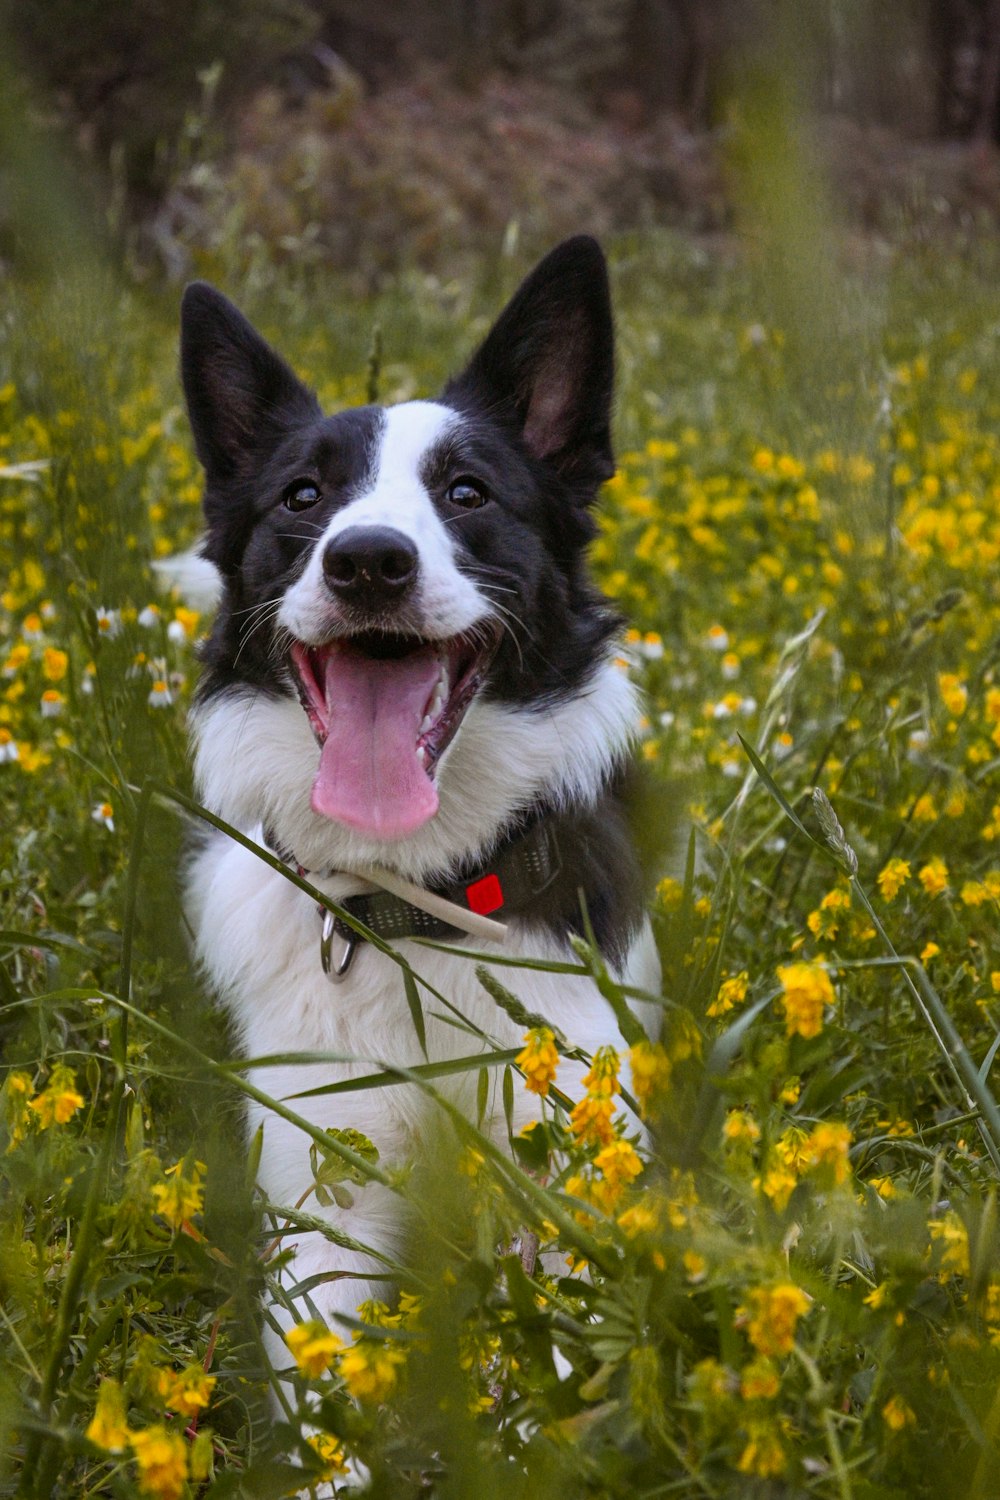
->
xmin=416 ymin=745 xmax=427 ymax=766
xmin=419 ymin=713 xmax=434 ymax=733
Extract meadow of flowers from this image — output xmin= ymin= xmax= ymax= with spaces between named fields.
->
xmin=6 ymin=233 xmax=1000 ymax=1498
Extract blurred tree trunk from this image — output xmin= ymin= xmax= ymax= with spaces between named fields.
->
xmin=973 ymin=0 xmax=1000 ymax=138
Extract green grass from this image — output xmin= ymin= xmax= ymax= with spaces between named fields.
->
xmin=6 ymin=228 xmax=1000 ymax=1498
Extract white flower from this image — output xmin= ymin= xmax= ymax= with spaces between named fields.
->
xmin=40 ymin=690 xmax=64 ymax=718
xmin=148 ymin=680 xmax=173 ymax=708
xmin=166 ymin=619 xmax=188 ymax=645
xmin=0 ymin=731 xmax=20 ymax=763
xmin=95 ymin=607 xmax=121 ymax=639
xmin=138 ymin=605 xmax=161 ymax=628
xmin=706 ymin=625 xmax=729 ymax=652
xmin=91 ymin=801 xmax=115 ymax=831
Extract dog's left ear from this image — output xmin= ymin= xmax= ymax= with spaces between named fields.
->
xmin=445 ymin=236 xmax=615 ymax=489
xmin=180 ymin=282 xmax=320 ymax=486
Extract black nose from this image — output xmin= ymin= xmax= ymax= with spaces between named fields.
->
xmin=322 ymin=526 xmax=418 ymax=608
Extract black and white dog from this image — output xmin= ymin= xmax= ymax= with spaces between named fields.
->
xmin=179 ymin=236 xmax=661 ymax=1369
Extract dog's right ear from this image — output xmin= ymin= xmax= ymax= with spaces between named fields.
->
xmin=180 ymin=284 xmax=320 ymax=484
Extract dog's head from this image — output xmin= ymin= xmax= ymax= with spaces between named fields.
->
xmin=181 ymin=237 xmax=638 ymax=872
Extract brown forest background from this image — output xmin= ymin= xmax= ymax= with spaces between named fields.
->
xmin=6 ymin=0 xmax=1000 ymax=280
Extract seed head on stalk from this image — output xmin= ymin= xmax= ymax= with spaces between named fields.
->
xmin=811 ymin=788 xmax=858 ymax=877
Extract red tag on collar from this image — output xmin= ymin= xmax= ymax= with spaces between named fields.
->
xmin=465 ymin=873 xmax=504 ymax=916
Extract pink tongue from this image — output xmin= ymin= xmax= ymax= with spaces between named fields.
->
xmin=310 ymin=645 xmax=441 ymax=839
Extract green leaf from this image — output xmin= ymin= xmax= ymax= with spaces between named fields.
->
xmin=403 ymin=967 xmax=428 ymax=1059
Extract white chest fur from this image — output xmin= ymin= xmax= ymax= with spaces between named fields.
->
xmin=188 ymin=828 xmax=661 ymax=1350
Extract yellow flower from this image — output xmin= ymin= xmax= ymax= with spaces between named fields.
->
xmin=307 ymin=1432 xmax=348 ymax=1478
xmin=877 ymin=858 xmax=911 ymax=901
xmin=740 ymin=1357 xmax=780 ymax=1401
xmin=617 ymin=1199 xmax=662 ymax=1240
xmin=594 ymin=1137 xmax=644 ymax=1190
xmin=656 ymin=875 xmax=683 ymax=911
xmin=757 ymin=1163 xmax=798 ymax=1212
xmin=744 ymin=1283 xmax=811 ymax=1357
xmin=882 ymin=1395 xmax=916 ymax=1432
xmin=338 ymin=1339 xmax=405 ymax=1403
xmin=945 ymin=788 xmax=967 ymax=818
xmin=779 ymin=1077 xmax=801 ymax=1105
xmin=42 ymin=646 xmax=68 ymax=682
xmin=707 ymin=969 xmax=748 ymax=1017
xmin=568 ymin=1093 xmax=617 ymax=1147
xmin=152 ymin=1157 xmax=206 ymax=1230
xmin=285 ymin=1320 xmax=343 ymax=1378
xmin=129 ymin=1425 xmax=188 ymax=1500
xmin=938 ymin=672 xmax=967 ymax=717
xmin=85 ymin=1379 xmax=131 ymax=1453
xmin=2 ymin=643 xmax=30 ymax=676
xmin=806 ymin=886 xmax=851 ymax=941
xmin=155 ymin=1365 xmax=217 ymax=1418
xmin=917 ymin=857 xmax=949 ymax=897
xmin=688 ymin=1357 xmax=735 ymax=1405
xmin=3 ymin=1070 xmax=36 ymax=1148
xmin=570 ymin=1046 xmax=621 ymax=1146
xmin=803 ymin=1121 xmax=852 ymax=1185
xmin=736 ymin=1420 xmax=786 ymax=1477
xmin=668 ymin=1010 xmax=702 ymax=1062
xmin=628 ymin=1040 xmax=671 ymax=1116
xmin=683 ymin=1249 xmax=707 ymax=1282
xmin=581 ymin=1046 xmax=621 ymax=1097
xmin=28 ymin=1065 xmax=85 ymax=1129
xmin=776 ymin=961 xmax=835 ymax=1039
xmin=774 ymin=1126 xmax=810 ymax=1172
xmin=172 ymin=606 xmax=200 ymax=638
xmin=929 ymin=1211 xmax=970 ymax=1279
xmin=516 ymin=1027 xmax=559 ymax=1097
xmin=722 ymin=1109 xmax=761 ymax=1146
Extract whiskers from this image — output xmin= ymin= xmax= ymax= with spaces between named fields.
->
xmin=463 ymin=565 xmax=528 ymax=670
xmin=233 ymin=595 xmax=288 ymax=671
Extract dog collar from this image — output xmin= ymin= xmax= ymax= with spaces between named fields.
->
xmin=263 ymin=819 xmax=562 ymax=981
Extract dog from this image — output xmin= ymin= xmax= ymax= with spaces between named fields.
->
xmin=178 ymin=235 xmax=662 ymax=1377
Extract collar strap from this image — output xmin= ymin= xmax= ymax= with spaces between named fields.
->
xmin=263 ymin=819 xmax=562 ymax=971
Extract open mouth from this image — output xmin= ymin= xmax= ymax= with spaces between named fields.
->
xmin=289 ymin=626 xmax=501 ymax=839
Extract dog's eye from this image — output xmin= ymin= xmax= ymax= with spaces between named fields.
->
xmin=446 ymin=477 xmax=488 ymax=510
xmin=283 ymin=480 xmax=321 ymax=512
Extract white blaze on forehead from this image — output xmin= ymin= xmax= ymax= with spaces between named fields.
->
xmin=280 ymin=400 xmax=486 ymax=642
